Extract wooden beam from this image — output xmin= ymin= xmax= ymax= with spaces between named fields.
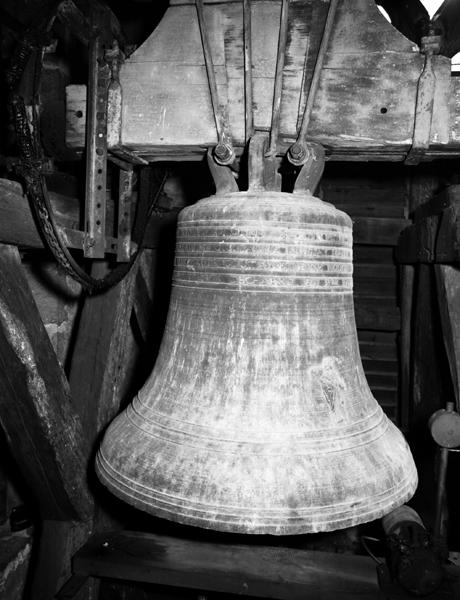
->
xmin=73 ymin=530 xmax=380 ymax=600
xmin=30 ymin=519 xmax=93 ymax=600
xmin=354 ymin=297 xmax=400 ymax=331
xmin=68 ymin=260 xmax=140 ymax=450
xmin=112 ymin=0 xmax=454 ymax=161
xmin=30 ymin=259 xmax=141 ymax=600
xmin=397 ymin=185 xmax=460 ymax=263
xmin=435 ymin=264 xmax=460 ymax=408
xmin=57 ymin=259 xmax=141 ymax=599
xmin=408 ymin=264 xmax=450 ymax=526
xmin=0 ymin=245 xmax=91 ymax=521
xmin=352 ymin=217 xmax=410 ymax=246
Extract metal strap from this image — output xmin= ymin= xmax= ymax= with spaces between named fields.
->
xmin=405 ymin=34 xmax=442 ymax=165
xmin=288 ymin=0 xmax=339 ymax=165
xmin=243 ymin=0 xmax=254 ymax=142
xmin=267 ymin=0 xmax=290 ymax=157
xmin=195 ymin=0 xmax=234 ymax=164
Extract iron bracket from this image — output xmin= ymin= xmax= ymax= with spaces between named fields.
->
xmin=405 ymin=33 xmax=442 ymax=166
xmin=248 ymin=132 xmax=282 ymax=192
xmin=293 ymin=142 xmax=325 ymax=195
xmin=207 ymin=149 xmax=238 ymax=195
xmin=83 ymin=4 xmax=113 ymax=258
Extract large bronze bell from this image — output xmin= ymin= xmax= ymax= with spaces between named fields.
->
xmin=96 ymin=189 xmax=417 ymax=534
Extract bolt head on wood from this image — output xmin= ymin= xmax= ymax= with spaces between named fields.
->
xmin=213 ymin=143 xmax=234 ymax=166
xmin=288 ymin=142 xmax=308 ymax=166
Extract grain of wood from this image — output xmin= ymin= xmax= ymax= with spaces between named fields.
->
xmin=0 ymin=245 xmax=91 ymax=521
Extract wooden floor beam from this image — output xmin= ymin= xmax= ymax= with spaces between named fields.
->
xmin=73 ymin=530 xmax=380 ymax=600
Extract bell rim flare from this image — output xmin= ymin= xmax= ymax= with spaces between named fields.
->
xmin=95 ymin=438 xmax=418 ymax=534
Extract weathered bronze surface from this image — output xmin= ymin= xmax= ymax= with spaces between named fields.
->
xmin=96 ymin=191 xmax=417 ymax=534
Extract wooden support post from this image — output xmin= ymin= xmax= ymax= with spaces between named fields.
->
xmin=399 ymin=264 xmax=415 ymax=431
xmin=0 ymin=244 xmax=91 ymax=522
xmin=31 ymin=520 xmax=94 ymax=600
xmin=434 ymin=264 xmax=460 ymax=409
xmin=0 ymin=245 xmax=96 ymax=598
xmin=409 ymin=264 xmax=451 ymax=526
xmin=38 ymin=259 xmax=141 ymax=599
xmin=68 ymin=259 xmax=140 ymax=447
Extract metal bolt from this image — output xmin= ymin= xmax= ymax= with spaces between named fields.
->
xmin=288 ymin=142 xmax=308 ymax=166
xmin=213 ymin=143 xmax=234 ymax=165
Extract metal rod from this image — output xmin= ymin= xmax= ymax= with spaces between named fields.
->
xmin=267 ymin=0 xmax=289 ymax=156
xmin=243 ymin=0 xmax=254 ymax=142
xmin=295 ymin=0 xmax=339 ymax=145
xmin=195 ymin=0 xmax=233 ymax=163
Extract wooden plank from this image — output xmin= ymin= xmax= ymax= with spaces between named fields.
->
xmin=120 ymin=6 xmax=220 ymax=148
xmin=56 ymin=260 xmax=141 ymax=600
xmin=354 ymin=281 xmax=396 ymax=298
xmin=399 ymin=264 xmax=415 ymax=431
xmin=68 ymin=259 xmax=140 ymax=446
xmin=359 ymin=340 xmax=397 ymax=362
xmin=358 ymin=330 xmax=397 ymax=344
xmin=354 ymin=264 xmax=395 ymax=279
xmin=74 ymin=530 xmax=379 ymax=600
xmin=409 ymin=264 xmax=449 ymax=525
xmin=353 ymin=264 xmax=397 ymax=298
xmin=381 ymin=406 xmax=397 ymax=421
xmin=66 ymin=85 xmax=86 ymax=151
xmin=334 ymin=201 xmax=405 ymax=219
xmin=323 ymin=179 xmax=408 ymax=219
xmin=366 ymin=372 xmax=398 ymax=389
xmin=99 ymin=580 xmax=190 ymax=600
xmin=435 ymin=264 xmax=460 ymax=407
xmin=362 ymin=359 xmax=398 ymax=373
xmin=372 ymin=388 xmax=398 ymax=408
xmin=397 ymin=186 xmax=460 ymax=264
xmin=114 ymin=0 xmax=459 ymax=160
xmin=353 ymin=246 xmax=395 ymax=264
xmin=56 ymin=575 xmax=92 ymax=600
xmin=354 ymin=297 xmax=400 ymax=331
xmin=0 ymin=245 xmax=91 ymax=521
xmin=352 ymin=217 xmax=410 ymax=246
xmin=30 ymin=519 xmax=93 ymax=600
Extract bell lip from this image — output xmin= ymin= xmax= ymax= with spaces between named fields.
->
xmin=95 ymin=449 xmax=418 ymax=535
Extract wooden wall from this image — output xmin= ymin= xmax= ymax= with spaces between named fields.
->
xmin=322 ymin=165 xmax=410 ymax=424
